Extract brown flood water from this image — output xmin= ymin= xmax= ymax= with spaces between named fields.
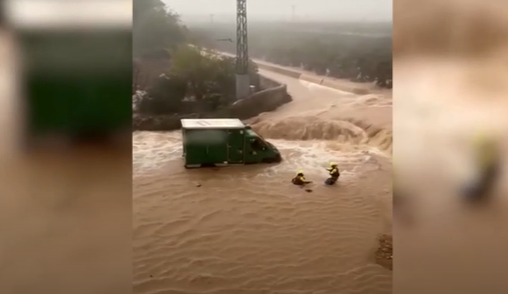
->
xmin=394 ymin=58 xmax=508 ymax=294
xmin=133 ymin=69 xmax=393 ymax=294
xmin=0 ymin=33 xmax=132 ymax=293
xmin=394 ymin=1 xmax=508 ymax=292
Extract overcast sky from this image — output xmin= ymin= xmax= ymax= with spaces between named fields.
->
xmin=162 ymin=0 xmax=392 ymax=22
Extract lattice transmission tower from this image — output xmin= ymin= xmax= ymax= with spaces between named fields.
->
xmin=235 ymin=0 xmax=250 ymax=99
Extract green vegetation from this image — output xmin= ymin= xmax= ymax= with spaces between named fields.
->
xmin=133 ymin=0 xmax=186 ymax=57
xmin=133 ymin=0 xmax=392 ymax=119
xmin=136 ymin=46 xmax=259 ymax=115
xmin=133 ymin=0 xmax=258 ymax=116
xmin=189 ymin=22 xmax=392 ymax=88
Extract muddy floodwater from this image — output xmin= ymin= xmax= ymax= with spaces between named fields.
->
xmin=133 ymin=69 xmax=393 ymax=294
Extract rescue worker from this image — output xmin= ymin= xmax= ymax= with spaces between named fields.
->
xmin=392 ymin=168 xmax=413 ymax=224
xmin=325 ymin=162 xmax=340 ymax=185
xmin=463 ymin=132 xmax=501 ymax=201
xmin=292 ymin=170 xmax=312 ymax=186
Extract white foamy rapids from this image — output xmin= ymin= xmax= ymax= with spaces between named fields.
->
xmin=265 ymin=139 xmax=386 ymax=180
xmin=297 ymin=81 xmax=390 ymax=107
xmin=133 ymin=131 xmax=182 ymax=173
xmin=133 ymin=131 xmax=386 ymax=181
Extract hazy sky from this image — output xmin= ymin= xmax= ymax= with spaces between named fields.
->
xmin=163 ymin=0 xmax=392 ymax=22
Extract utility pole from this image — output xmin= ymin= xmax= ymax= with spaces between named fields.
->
xmin=210 ymin=14 xmax=214 ymax=24
xmin=291 ymin=5 xmax=296 ymax=22
xmin=235 ymin=0 xmax=249 ymax=100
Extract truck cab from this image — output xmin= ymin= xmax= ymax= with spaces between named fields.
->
xmin=181 ymin=118 xmax=281 ymax=168
xmin=243 ymin=127 xmax=281 ymax=164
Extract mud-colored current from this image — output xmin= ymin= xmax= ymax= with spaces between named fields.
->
xmin=133 ymin=68 xmax=393 ymax=294
xmin=394 ymin=58 xmax=508 ymax=294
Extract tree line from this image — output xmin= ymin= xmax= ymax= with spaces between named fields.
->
xmin=188 ymin=23 xmax=392 ymax=88
xmin=133 ymin=0 xmax=259 ymax=115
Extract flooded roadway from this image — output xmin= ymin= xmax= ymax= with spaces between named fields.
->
xmin=133 ymin=68 xmax=393 ymax=294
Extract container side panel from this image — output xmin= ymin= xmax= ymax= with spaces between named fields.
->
xmin=227 ymin=129 xmax=245 ymax=163
xmin=185 ymin=145 xmax=209 ymax=165
xmin=185 ymin=129 xmax=229 ymax=165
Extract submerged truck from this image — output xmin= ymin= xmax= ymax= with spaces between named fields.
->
xmin=181 ymin=118 xmax=282 ymax=168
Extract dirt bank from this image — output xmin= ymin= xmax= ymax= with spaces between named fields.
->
xmin=132 ymin=75 xmax=292 ymax=131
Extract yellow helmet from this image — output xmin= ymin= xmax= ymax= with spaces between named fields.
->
xmin=330 ymin=162 xmax=337 ymax=167
xmin=473 ymin=131 xmax=496 ymax=149
xmin=297 ymin=170 xmax=304 ymax=176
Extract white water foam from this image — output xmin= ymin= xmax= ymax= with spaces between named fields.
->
xmin=133 ymin=131 xmax=383 ymax=183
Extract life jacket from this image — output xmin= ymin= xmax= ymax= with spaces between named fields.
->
xmin=329 ymin=167 xmax=339 ymax=177
xmin=292 ymin=175 xmax=306 ymax=185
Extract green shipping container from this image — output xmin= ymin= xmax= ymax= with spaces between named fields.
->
xmin=181 ymin=118 xmax=281 ymax=168
xmin=21 ymin=29 xmax=131 ymax=141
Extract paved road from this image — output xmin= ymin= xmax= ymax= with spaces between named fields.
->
xmin=257 ymin=66 xmax=392 ymax=131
